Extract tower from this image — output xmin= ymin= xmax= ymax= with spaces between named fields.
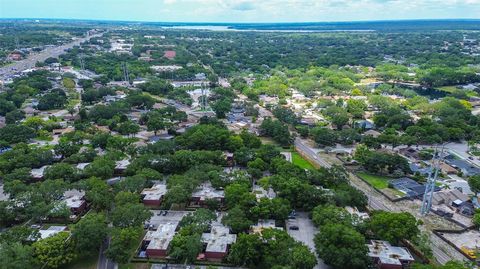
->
xmin=122 ymin=62 xmax=130 ymax=84
xmin=420 ymin=145 xmax=445 ymax=215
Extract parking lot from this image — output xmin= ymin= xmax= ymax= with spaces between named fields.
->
xmin=286 ymin=212 xmax=330 ymax=269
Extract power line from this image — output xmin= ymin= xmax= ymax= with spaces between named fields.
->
xmin=420 ymin=145 xmax=446 ymax=216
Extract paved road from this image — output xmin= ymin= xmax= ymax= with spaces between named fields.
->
xmin=294 ymin=138 xmax=331 ymax=168
xmin=0 ymin=31 xmax=103 ymax=80
xmin=294 ymin=138 xmax=466 ymax=264
xmin=98 ymin=238 xmax=117 ymax=269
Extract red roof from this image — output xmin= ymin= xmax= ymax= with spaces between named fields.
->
xmin=164 ymin=50 xmax=176 ymax=59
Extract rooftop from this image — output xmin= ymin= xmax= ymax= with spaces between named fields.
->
xmin=367 ymin=240 xmax=414 ymax=265
xmin=192 ymin=182 xmax=224 ymax=201
xmin=202 ymin=223 xmax=237 ymax=253
xmin=144 ymin=222 xmax=178 ymax=251
xmin=141 ymin=183 xmax=168 ymax=201
xmin=38 ymin=226 xmax=68 ymax=240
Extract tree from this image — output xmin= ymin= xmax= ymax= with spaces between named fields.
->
xmin=0 ymin=242 xmax=34 ymax=269
xmin=84 ymin=157 xmax=115 ymax=179
xmin=311 ymin=204 xmax=353 ymax=227
xmin=111 ymin=203 xmax=152 ymax=228
xmin=105 ymin=227 xmax=142 ymax=264
xmin=225 ymin=183 xmax=255 ymax=209
xmin=168 ymin=232 xmax=203 ymax=263
xmin=291 ymin=244 xmax=317 ymax=269
xmin=0 ymin=125 xmax=36 ymax=144
xmin=311 ymin=127 xmax=337 ymax=147
xmin=222 ymin=206 xmax=253 ymax=233
xmin=43 ymin=163 xmax=78 ymax=182
xmin=468 ymin=175 xmax=480 ymax=196
xmin=72 ymin=212 xmax=108 ymax=256
xmin=82 ymin=177 xmax=113 ymax=210
xmin=212 ymin=98 xmax=232 ymax=118
xmin=228 ymin=233 xmax=263 ymax=267
xmin=324 ymin=106 xmax=349 ymax=129
xmin=314 ymin=224 xmax=368 ymax=269
xmin=33 ymin=232 xmax=76 ymax=269
xmin=178 ymin=208 xmax=217 ymax=234
xmin=368 ymin=211 xmax=419 ymax=244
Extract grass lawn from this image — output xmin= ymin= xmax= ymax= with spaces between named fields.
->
xmin=292 ymin=152 xmax=315 ymax=170
xmin=119 ymin=263 xmax=151 ymax=269
xmin=62 ymin=255 xmax=97 ymax=269
xmin=356 ymin=172 xmax=391 ymax=189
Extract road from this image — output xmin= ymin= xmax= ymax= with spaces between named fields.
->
xmin=97 ymin=238 xmax=117 ymax=269
xmin=293 ymin=138 xmax=468 ymax=264
xmin=0 ymin=31 xmax=103 ymax=80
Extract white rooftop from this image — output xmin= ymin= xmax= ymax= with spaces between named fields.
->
xmin=202 ymin=223 xmax=236 ymax=253
xmin=38 ymin=226 xmax=67 ymax=239
xmin=367 ymin=240 xmax=414 ymax=265
xmin=192 ymin=182 xmax=224 ymax=201
xmin=252 ymin=185 xmax=276 ymax=201
xmin=144 ymin=222 xmax=178 ymax=251
xmin=30 ymin=165 xmax=49 ymax=178
xmin=115 ymin=159 xmax=130 ymax=170
xmin=76 ymin=162 xmax=90 ymax=170
xmin=142 ymin=183 xmax=168 ymax=201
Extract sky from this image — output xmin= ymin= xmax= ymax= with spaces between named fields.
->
xmin=1 ymin=0 xmax=480 ymax=23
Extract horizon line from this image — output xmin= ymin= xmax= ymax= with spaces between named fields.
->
xmin=1 ymin=17 xmax=480 ymax=25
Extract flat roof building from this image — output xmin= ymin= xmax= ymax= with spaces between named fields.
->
xmin=250 ymin=219 xmax=282 ymax=234
xmin=143 ymin=222 xmax=178 ymax=258
xmin=367 ymin=240 xmax=415 ymax=269
xmin=141 ymin=183 xmax=168 ymax=207
xmin=38 ymin=226 xmax=68 ymax=240
xmin=191 ymin=182 xmax=225 ymax=207
xmin=201 ymin=223 xmax=236 ymax=260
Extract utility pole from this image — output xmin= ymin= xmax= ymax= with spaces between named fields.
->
xmin=14 ymin=36 xmax=19 ymax=50
xmin=420 ymin=145 xmax=445 ymax=215
xmin=78 ymin=54 xmax=85 ymax=71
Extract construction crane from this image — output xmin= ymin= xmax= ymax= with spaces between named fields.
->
xmin=420 ymin=145 xmax=446 ymax=215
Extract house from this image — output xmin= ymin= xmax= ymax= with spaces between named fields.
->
xmin=38 ymin=226 xmax=68 ymax=240
xmin=141 ymin=183 xmax=168 ymax=207
xmin=367 ymin=240 xmax=415 ymax=269
xmin=63 ymin=190 xmax=87 ymax=216
xmin=444 ymin=155 xmax=480 ymax=177
xmin=252 ymin=185 xmax=276 ymax=202
xmin=354 ymin=120 xmax=375 ymax=130
xmin=114 ymin=159 xmax=130 ymax=175
xmin=142 ymin=222 xmax=178 ymax=258
xmin=432 ymin=189 xmax=469 ymax=206
xmin=363 ymin=129 xmax=381 ymax=138
xmin=389 ymin=177 xmax=440 ymax=198
xmin=345 ymin=206 xmax=370 ymax=222
xmin=439 ymin=162 xmax=458 ymax=175
xmin=8 ymin=52 xmax=23 ymax=61
xmin=30 ymin=165 xmax=49 ymax=180
xmin=52 ymin=127 xmax=74 ymax=136
xmin=191 ymin=182 xmax=225 ymax=207
xmin=250 ymin=219 xmax=282 ymax=234
xmin=76 ymin=162 xmax=90 ymax=170
xmin=201 ymin=224 xmax=237 ymax=260
xmin=164 ymin=50 xmax=176 ymax=59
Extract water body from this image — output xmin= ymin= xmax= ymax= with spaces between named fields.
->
xmin=163 ymin=25 xmax=375 ymax=33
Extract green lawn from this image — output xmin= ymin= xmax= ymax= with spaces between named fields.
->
xmin=62 ymin=255 xmax=97 ymax=269
xmin=292 ymin=152 xmax=315 ymax=170
xmin=356 ymin=172 xmax=391 ymax=189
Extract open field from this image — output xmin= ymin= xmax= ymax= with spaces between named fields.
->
xmin=292 ymin=152 xmax=315 ymax=169
xmin=356 ymin=172 xmax=391 ymax=189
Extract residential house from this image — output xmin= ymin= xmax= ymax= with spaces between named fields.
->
xmin=367 ymin=240 xmax=415 ymax=269
xmin=201 ymin=223 xmax=236 ymax=261
xmin=141 ymin=182 xmax=168 ymax=207
xmin=142 ymin=222 xmax=178 ymax=258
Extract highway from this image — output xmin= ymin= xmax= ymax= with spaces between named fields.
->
xmin=0 ymin=31 xmax=103 ymax=80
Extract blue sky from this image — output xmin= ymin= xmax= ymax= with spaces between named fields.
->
xmin=1 ymin=0 xmax=480 ymax=23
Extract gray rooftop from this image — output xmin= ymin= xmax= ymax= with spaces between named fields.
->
xmin=367 ymin=240 xmax=414 ymax=265
xmin=202 ymin=223 xmax=236 ymax=253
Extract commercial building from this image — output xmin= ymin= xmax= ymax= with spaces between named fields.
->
xmin=141 ymin=183 xmax=168 ymax=207
xmin=367 ymin=240 xmax=415 ymax=269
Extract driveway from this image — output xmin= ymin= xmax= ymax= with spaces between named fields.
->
xmin=286 ymin=212 xmax=330 ymax=269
